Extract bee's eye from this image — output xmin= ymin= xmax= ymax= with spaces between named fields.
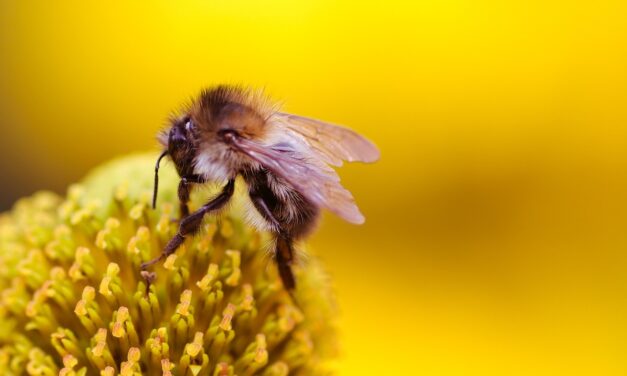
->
xmin=185 ymin=120 xmax=194 ymax=132
xmin=170 ymin=125 xmax=187 ymax=145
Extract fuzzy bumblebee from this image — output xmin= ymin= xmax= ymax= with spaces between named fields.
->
xmin=148 ymin=85 xmax=379 ymax=291
xmin=0 ymin=154 xmax=338 ymax=375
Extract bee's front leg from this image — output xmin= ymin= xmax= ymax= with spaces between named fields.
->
xmin=141 ymin=179 xmax=235 ymax=271
xmin=177 ymin=174 xmax=205 ymax=220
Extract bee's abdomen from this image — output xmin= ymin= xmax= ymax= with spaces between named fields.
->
xmin=243 ymin=169 xmax=319 ymax=239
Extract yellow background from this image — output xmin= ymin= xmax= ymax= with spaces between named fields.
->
xmin=1 ymin=1 xmax=627 ymax=374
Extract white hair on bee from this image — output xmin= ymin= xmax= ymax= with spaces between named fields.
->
xmin=193 ymin=147 xmax=233 ymax=184
xmin=241 ymin=197 xmax=274 ymax=232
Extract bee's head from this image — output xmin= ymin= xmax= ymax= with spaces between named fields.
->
xmin=160 ymin=116 xmax=193 ymax=149
xmin=153 ymin=115 xmax=197 ymax=209
xmin=163 ymin=116 xmax=197 ymax=174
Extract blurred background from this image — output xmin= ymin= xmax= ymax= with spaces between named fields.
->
xmin=1 ymin=1 xmax=627 ymax=374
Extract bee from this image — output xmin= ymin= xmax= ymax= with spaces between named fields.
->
xmin=142 ymin=85 xmax=380 ymax=291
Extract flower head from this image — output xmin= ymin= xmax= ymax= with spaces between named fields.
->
xmin=0 ymin=153 xmax=337 ymax=375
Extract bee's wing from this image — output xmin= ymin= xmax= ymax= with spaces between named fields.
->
xmin=229 ymin=135 xmax=366 ymax=224
xmin=272 ymin=113 xmax=380 ymax=167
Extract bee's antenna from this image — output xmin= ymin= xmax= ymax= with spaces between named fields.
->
xmin=153 ymin=150 xmax=168 ymax=209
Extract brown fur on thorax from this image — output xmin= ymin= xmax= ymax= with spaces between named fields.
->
xmin=189 ymin=85 xmax=275 ymax=140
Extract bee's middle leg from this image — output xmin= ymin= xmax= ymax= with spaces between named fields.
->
xmin=141 ymin=178 xmax=235 ymax=270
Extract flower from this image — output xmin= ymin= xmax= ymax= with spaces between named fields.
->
xmin=0 ymin=153 xmax=338 ymax=375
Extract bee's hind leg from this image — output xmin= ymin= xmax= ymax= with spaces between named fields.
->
xmin=141 ymin=178 xmax=235 ymax=271
xmin=249 ymin=194 xmax=297 ymax=292
xmin=275 ymin=235 xmax=296 ymax=291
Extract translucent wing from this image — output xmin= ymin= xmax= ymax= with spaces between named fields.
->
xmin=228 ymin=135 xmax=365 ymax=224
xmin=272 ymin=113 xmax=380 ymax=167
